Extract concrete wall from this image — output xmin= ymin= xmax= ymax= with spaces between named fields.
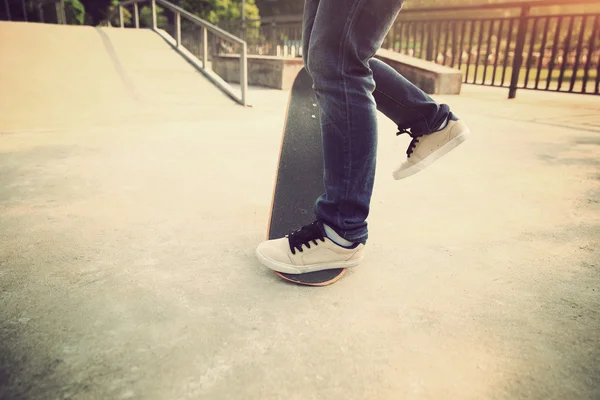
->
xmin=375 ymin=48 xmax=462 ymax=95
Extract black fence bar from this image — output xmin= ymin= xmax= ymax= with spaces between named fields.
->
xmin=406 ymin=22 xmax=410 ymax=54
xmin=482 ymin=19 xmax=495 ymax=84
xmin=465 ymin=20 xmax=475 ymax=83
xmin=509 ymin=6 xmax=530 ymax=98
xmin=557 ymin=16 xmax=575 ymax=91
xmin=451 ymin=21 xmax=458 ymax=67
xmin=492 ymin=19 xmax=504 ymax=86
xmin=596 ymin=50 xmax=600 ymax=94
xmin=501 ymin=18 xmax=515 ymax=87
xmin=582 ymin=15 xmax=599 ymax=93
xmin=419 ymin=21 xmax=426 ymax=59
xmin=412 ymin=20 xmax=418 ymax=56
xmin=570 ymin=16 xmax=588 ymax=92
xmin=405 ymin=21 xmax=411 ymax=54
xmin=534 ymin=16 xmax=550 ymax=89
xmin=474 ymin=19 xmax=484 ymax=84
xmin=546 ymin=16 xmax=563 ymax=90
xmin=425 ymin=22 xmax=433 ymax=61
xmin=524 ymin=17 xmax=538 ymax=87
xmin=425 ymin=22 xmax=431 ymax=60
xmin=443 ymin=21 xmax=450 ymax=65
xmin=458 ymin=20 xmax=466 ymax=70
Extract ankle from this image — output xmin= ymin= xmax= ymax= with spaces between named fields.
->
xmin=323 ymin=223 xmax=354 ymax=247
xmin=436 ymin=117 xmax=449 ymax=132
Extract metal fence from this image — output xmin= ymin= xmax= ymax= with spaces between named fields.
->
xmin=220 ymin=0 xmax=600 ymax=97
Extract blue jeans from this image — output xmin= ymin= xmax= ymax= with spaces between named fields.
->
xmin=303 ymin=0 xmax=451 ymax=242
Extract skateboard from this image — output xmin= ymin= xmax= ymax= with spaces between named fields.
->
xmin=266 ymin=67 xmax=346 ymax=286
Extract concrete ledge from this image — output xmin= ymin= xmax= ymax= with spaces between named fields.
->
xmin=212 ymin=50 xmax=461 ymax=94
xmin=375 ymin=48 xmax=462 ymax=95
xmin=212 ymin=55 xmax=304 ymax=90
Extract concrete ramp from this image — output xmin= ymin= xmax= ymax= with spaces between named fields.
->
xmin=0 ymin=21 xmax=235 ymax=132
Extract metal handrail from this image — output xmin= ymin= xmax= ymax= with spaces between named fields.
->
xmin=152 ymin=0 xmax=244 ymax=44
xmin=107 ymin=0 xmax=248 ymax=106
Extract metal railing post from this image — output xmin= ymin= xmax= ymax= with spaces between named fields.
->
xmin=176 ymin=12 xmax=181 ymax=47
xmin=151 ymin=0 xmax=157 ymax=30
xmin=21 ymin=0 xmax=27 ymax=21
xmin=60 ymin=0 xmax=66 ymax=24
xmin=3 ymin=0 xmax=11 ymax=21
xmin=134 ymin=2 xmax=139 ymax=28
xmin=426 ymin=23 xmax=434 ymax=61
xmin=508 ymin=5 xmax=530 ymax=99
xmin=239 ymin=42 xmax=248 ymax=106
xmin=119 ymin=4 xmax=124 ymax=28
xmin=202 ymin=26 xmax=208 ymax=69
xmin=55 ymin=1 xmax=61 ymax=23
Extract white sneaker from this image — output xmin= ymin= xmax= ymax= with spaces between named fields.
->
xmin=256 ymin=221 xmax=365 ymax=274
xmin=393 ymin=115 xmax=470 ymax=180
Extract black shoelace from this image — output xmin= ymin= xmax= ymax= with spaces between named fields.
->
xmin=397 ymin=128 xmax=424 ymax=158
xmin=287 ymin=221 xmax=326 ymax=255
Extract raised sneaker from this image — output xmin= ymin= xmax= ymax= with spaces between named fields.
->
xmin=393 ymin=114 xmax=470 ymax=180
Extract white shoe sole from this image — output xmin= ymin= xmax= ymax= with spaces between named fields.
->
xmin=255 ymin=248 xmax=362 ymax=274
xmin=393 ymin=128 xmax=470 ymax=180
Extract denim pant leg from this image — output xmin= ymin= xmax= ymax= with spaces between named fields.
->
xmin=370 ymin=58 xmax=451 ymax=135
xmin=302 ymin=0 xmax=406 ymax=242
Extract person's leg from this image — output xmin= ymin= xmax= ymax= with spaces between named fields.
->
xmin=369 ymin=58 xmax=470 ymax=180
xmin=256 ymin=0 xmax=406 ymax=274
xmin=305 ymin=3 xmax=449 ymax=137
xmin=370 ymin=58 xmax=450 ymax=134
xmin=307 ymin=0 xmax=407 ymax=243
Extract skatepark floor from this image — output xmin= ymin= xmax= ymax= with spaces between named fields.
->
xmin=1 ymin=21 xmax=599 ymax=399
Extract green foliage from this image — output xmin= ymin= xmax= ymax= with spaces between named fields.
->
xmin=107 ymin=0 xmax=131 ymax=25
xmin=139 ymin=5 xmax=168 ymax=27
xmin=24 ymin=0 xmax=86 ymax=24
xmin=177 ymin=0 xmax=260 ymax=24
xmin=64 ymin=0 xmax=86 ymax=24
xmin=105 ymin=0 xmax=255 ymax=28
xmin=76 ymin=0 xmax=260 ymax=26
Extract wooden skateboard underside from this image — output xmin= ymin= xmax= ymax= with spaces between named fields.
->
xmin=267 ymin=68 xmax=345 ymax=286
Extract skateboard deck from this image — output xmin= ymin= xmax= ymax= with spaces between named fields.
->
xmin=267 ymin=67 xmax=346 ymax=286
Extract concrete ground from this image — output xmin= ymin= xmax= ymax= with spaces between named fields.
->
xmin=1 ymin=21 xmax=599 ymax=400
